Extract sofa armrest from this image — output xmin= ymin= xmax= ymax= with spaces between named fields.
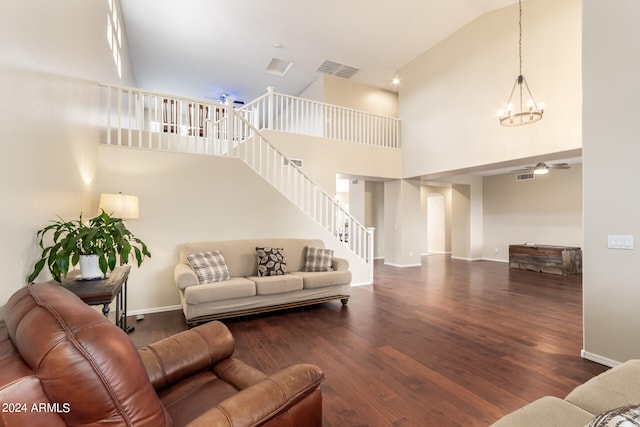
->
xmin=332 ymin=256 xmax=349 ymax=271
xmin=138 ymin=321 xmax=235 ymax=391
xmin=175 ymin=262 xmax=198 ymax=290
xmin=184 ymin=363 xmax=324 ymax=427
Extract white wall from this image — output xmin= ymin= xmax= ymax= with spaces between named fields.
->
xmin=582 ymin=0 xmax=640 ymax=365
xmin=399 ymin=0 xmax=582 ymax=179
xmin=483 ymin=165 xmax=583 ymax=262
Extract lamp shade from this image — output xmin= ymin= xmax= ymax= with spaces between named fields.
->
xmin=98 ymin=193 xmax=139 ymax=219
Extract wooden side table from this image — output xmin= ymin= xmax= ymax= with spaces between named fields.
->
xmin=56 ymin=265 xmax=133 ymax=333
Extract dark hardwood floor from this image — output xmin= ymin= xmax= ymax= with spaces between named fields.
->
xmin=128 ymin=255 xmax=608 ymax=426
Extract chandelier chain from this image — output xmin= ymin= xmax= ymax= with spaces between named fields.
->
xmin=518 ymin=0 xmax=523 ymax=76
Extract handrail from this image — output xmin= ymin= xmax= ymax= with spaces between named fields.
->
xmin=240 ymin=88 xmax=400 ymax=149
xmin=99 ymin=85 xmax=375 ymax=268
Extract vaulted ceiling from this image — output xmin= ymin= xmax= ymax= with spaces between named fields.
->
xmin=120 ymin=0 xmax=518 ymax=104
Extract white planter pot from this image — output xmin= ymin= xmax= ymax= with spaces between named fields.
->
xmin=79 ymin=255 xmax=104 ymax=280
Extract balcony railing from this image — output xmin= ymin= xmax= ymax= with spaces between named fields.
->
xmin=242 ymin=87 xmax=400 ymax=148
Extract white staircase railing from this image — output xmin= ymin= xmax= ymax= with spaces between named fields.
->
xmin=241 ymin=87 xmax=400 ymax=148
xmin=99 ymin=85 xmax=375 ymax=268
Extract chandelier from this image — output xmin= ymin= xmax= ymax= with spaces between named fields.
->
xmin=499 ymin=0 xmax=544 ymax=126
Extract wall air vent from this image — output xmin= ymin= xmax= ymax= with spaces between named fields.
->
xmin=316 ymin=60 xmax=359 ymax=79
xmin=283 ymin=158 xmax=303 ymax=168
xmin=516 ymin=173 xmax=535 ymax=181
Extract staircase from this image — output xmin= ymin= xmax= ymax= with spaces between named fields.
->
xmin=99 ymin=85 xmax=395 ymax=278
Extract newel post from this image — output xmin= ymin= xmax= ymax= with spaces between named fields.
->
xmin=367 ymin=227 xmax=375 ymax=283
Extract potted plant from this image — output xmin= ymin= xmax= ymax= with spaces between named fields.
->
xmin=28 ymin=211 xmax=151 ymax=282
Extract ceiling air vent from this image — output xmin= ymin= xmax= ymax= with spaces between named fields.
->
xmin=283 ymin=158 xmax=303 ymax=168
xmin=265 ymin=58 xmax=293 ymax=76
xmin=316 ymin=60 xmax=359 ymax=79
xmin=516 ymin=173 xmax=535 ymax=181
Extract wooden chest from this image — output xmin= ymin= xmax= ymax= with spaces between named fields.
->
xmin=508 ymin=244 xmax=582 ymax=275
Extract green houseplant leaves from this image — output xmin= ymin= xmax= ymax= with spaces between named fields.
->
xmin=28 ymin=210 xmax=151 ymax=282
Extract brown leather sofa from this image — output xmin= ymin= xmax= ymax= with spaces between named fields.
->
xmin=0 ymin=283 xmax=324 ymax=426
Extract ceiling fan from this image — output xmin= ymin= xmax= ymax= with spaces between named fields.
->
xmin=204 ymin=94 xmax=245 ymax=106
xmin=512 ymin=162 xmax=570 ymax=175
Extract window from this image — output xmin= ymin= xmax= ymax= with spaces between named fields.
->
xmin=107 ymin=0 xmax=122 ymax=78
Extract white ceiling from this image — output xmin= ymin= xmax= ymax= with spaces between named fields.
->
xmin=120 ymin=0 xmax=519 ymax=103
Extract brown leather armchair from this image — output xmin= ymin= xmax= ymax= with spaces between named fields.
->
xmin=0 ymin=283 xmax=324 ymax=426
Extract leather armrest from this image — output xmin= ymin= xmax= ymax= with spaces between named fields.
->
xmin=332 ymin=257 xmax=349 ymax=271
xmin=185 ymin=363 xmax=324 ymax=427
xmin=175 ymin=263 xmax=198 ymax=289
xmin=139 ymin=321 xmax=234 ymax=391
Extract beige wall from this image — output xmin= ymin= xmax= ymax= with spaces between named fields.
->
xmin=399 ymin=0 xmax=582 ymax=179
xmin=483 ymin=165 xmax=583 ymax=262
xmin=300 ymin=74 xmax=398 ymax=117
xmin=582 ymin=0 xmax=640 ymax=365
xmin=0 ymin=66 xmax=100 ymax=311
xmin=365 ymin=181 xmax=385 ymax=259
xmin=263 ymin=130 xmax=402 ymax=195
xmin=383 ymin=179 xmax=422 ymax=267
xmin=0 ymin=0 xmax=136 ymax=312
xmin=422 ymin=186 xmax=452 ymax=255
xmin=0 ymin=0 xmax=136 ymax=87
xmin=96 ymin=146 xmax=373 ymax=312
xmin=321 ymin=75 xmax=398 ymax=118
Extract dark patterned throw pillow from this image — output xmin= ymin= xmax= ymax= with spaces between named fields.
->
xmin=187 ymin=250 xmax=231 ymax=284
xmin=587 ymin=403 xmax=640 ymax=426
xmin=303 ymin=246 xmax=334 ymax=272
xmin=256 ymin=247 xmax=287 ymax=277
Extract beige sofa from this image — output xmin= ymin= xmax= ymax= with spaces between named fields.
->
xmin=491 ymin=359 xmax=640 ymax=426
xmin=175 ymin=238 xmax=351 ymax=325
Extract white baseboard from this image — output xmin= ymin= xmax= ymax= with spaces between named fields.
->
xmin=383 ymin=262 xmax=422 ymax=268
xmin=581 ymin=350 xmax=620 ymax=368
xmin=351 ymin=281 xmax=372 ymax=287
xmin=451 ymin=256 xmax=484 ymax=262
xmin=481 ymin=257 xmax=509 ymax=263
xmin=128 ymin=304 xmax=182 ymax=316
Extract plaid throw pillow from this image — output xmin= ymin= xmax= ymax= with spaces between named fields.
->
xmin=187 ymin=251 xmax=231 ymax=284
xmin=303 ymin=247 xmax=334 ymax=272
xmin=256 ymin=247 xmax=288 ymax=277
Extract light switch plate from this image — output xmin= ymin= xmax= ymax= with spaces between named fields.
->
xmin=608 ymin=234 xmax=634 ymax=250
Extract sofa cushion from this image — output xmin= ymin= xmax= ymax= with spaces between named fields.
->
xmin=256 ymin=247 xmax=288 ymax=277
xmin=586 ymin=403 xmax=640 ymax=426
xmin=490 ymin=396 xmax=594 ymax=427
xmin=187 ymin=251 xmax=231 ymax=284
xmin=565 ymin=359 xmax=640 ymax=416
xmin=249 ymin=274 xmax=303 ymax=295
xmin=294 ymin=270 xmax=352 ymax=289
xmin=303 ymin=247 xmax=334 ymax=272
xmin=184 ymin=277 xmax=256 ymax=304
